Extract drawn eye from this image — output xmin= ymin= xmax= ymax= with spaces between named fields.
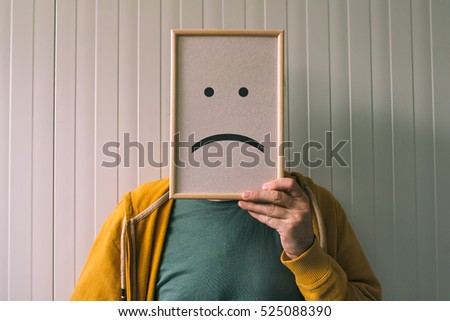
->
xmin=238 ymin=87 xmax=249 ymax=97
xmin=204 ymin=87 xmax=214 ymax=97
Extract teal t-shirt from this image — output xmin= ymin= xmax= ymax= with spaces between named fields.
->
xmin=154 ymin=199 xmax=304 ymax=300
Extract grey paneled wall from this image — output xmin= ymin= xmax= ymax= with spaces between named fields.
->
xmin=0 ymin=0 xmax=449 ymax=300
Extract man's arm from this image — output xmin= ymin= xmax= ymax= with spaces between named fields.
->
xmin=71 ymin=201 xmax=125 ymax=300
xmin=238 ymin=177 xmax=381 ymax=300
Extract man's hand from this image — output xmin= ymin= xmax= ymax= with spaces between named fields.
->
xmin=238 ymin=177 xmax=315 ymax=260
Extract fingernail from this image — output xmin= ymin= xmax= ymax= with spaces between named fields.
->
xmin=262 ymin=183 xmax=269 ymax=190
xmin=242 ymin=191 xmax=251 ymax=199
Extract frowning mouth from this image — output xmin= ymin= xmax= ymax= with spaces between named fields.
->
xmin=191 ymin=134 xmax=264 ymax=153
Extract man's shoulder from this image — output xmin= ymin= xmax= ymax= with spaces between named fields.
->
xmin=121 ymin=177 xmax=170 ymax=219
xmin=129 ymin=177 xmax=169 ymax=196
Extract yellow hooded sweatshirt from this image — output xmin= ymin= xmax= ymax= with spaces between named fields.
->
xmin=71 ymin=172 xmax=381 ymax=301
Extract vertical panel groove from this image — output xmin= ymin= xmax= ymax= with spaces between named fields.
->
xmin=72 ymin=0 xmax=78 ymax=289
xmin=7 ymin=0 xmax=13 ymax=300
xmin=137 ymin=0 xmax=140 ymax=184
xmin=160 ymin=0 xmax=163 ymax=180
xmin=428 ymin=0 xmax=439 ymax=299
xmin=409 ymin=0 xmax=419 ymax=294
xmin=243 ymin=0 xmax=246 ymax=28
xmin=387 ymin=0 xmax=397 ymax=296
xmin=368 ymin=0 xmax=376 ymax=267
xmin=346 ymin=0 xmax=353 ymax=215
xmin=93 ymin=0 xmax=97 ymax=248
xmin=348 ymin=0 xmax=375 ymax=264
xmin=159 ymin=0 xmax=162 ymax=180
xmin=137 ymin=0 xmax=141 ymax=184
xmin=116 ymin=0 xmax=120 ymax=203
xmin=0 ymin=0 xmax=11 ymax=300
xmin=326 ymin=0 xmax=332 ymax=189
xmin=30 ymin=0 xmax=36 ymax=299
xmin=263 ymin=0 xmax=266 ymax=29
xmin=286 ymin=0 xmax=308 ymax=175
xmin=54 ymin=0 xmax=77 ymax=299
xmin=285 ymin=0 xmax=289 ymax=158
xmin=160 ymin=0 xmax=180 ymax=178
xmin=306 ymin=0 xmax=311 ymax=177
xmin=51 ymin=0 xmax=57 ymax=301
xmin=179 ymin=0 xmax=182 ymax=27
xmin=371 ymin=0 xmax=395 ymax=298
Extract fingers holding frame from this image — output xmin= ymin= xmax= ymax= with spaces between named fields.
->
xmin=262 ymin=177 xmax=306 ymax=199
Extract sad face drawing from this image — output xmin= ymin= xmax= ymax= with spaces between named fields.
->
xmin=170 ymin=30 xmax=284 ymax=198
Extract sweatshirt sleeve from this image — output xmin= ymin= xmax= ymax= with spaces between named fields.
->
xmin=281 ymin=187 xmax=382 ymax=301
xmin=70 ymin=199 xmax=128 ymax=301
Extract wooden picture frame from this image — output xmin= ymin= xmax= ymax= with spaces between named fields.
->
xmin=170 ymin=29 xmax=284 ymax=199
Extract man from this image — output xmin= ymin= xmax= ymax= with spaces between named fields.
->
xmin=71 ymin=171 xmax=381 ymax=300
